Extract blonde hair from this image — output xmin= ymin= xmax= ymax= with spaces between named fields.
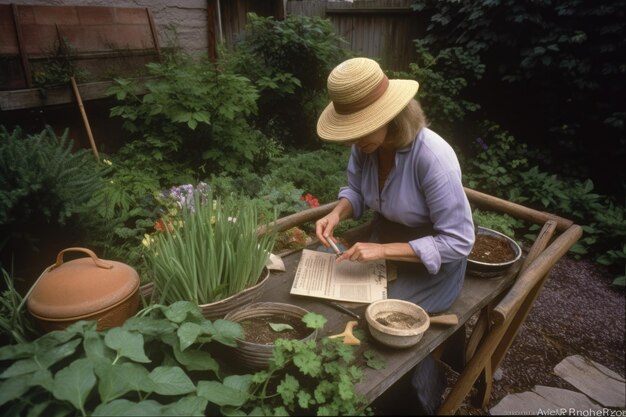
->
xmin=386 ymin=99 xmax=428 ymax=148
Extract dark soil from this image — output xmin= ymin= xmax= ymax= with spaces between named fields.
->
xmin=240 ymin=314 xmax=311 ymax=345
xmin=469 ymin=234 xmax=516 ymax=263
xmin=376 ymin=312 xmax=425 ymax=329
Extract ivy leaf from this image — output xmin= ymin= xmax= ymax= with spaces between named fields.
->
xmin=95 ymin=361 xmax=153 ymax=403
xmin=171 ymin=344 xmax=219 ymax=373
xmin=0 ymin=338 xmax=81 ymax=378
xmin=28 ymin=369 xmax=54 ymax=392
xmin=104 ymin=328 xmax=150 ymax=363
xmin=208 ymin=319 xmax=243 ymax=346
xmin=92 ymin=399 xmax=163 ymax=416
xmin=0 ymin=374 xmax=29 ymax=406
xmin=269 ymin=322 xmax=294 ymax=332
xmin=0 ymin=358 xmax=40 ymax=379
xmin=177 ymin=322 xmax=203 ymax=351
xmin=0 ymin=343 xmax=35 ymax=361
xmin=122 ymin=316 xmax=177 ymax=337
xmin=148 ymin=366 xmax=195 ymax=396
xmin=197 ymin=380 xmax=249 ymax=407
xmin=23 ymin=399 xmax=51 ymax=417
xmin=52 ymin=358 xmax=96 ymax=415
xmin=162 ymin=301 xmax=204 ymax=323
xmin=83 ymin=330 xmax=114 ymax=361
xmin=161 ymin=395 xmax=208 ymax=416
xmin=223 ymin=374 xmax=253 ymax=393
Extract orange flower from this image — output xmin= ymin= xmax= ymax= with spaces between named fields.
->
xmin=154 ymin=218 xmax=174 ymax=233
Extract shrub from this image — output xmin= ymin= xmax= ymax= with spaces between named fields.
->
xmin=265 ymin=145 xmax=351 ymax=205
xmin=411 ymin=0 xmax=626 ymax=196
xmin=107 ymin=52 xmax=275 ymax=175
xmin=0 ymin=126 xmax=103 ymax=229
xmin=223 ymin=13 xmax=350 ymax=148
xmin=461 ymin=123 xmax=626 ymax=286
xmin=0 ymin=127 xmax=105 ymax=277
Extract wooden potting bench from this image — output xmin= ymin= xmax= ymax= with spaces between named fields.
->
xmin=261 ymin=187 xmax=582 ymax=415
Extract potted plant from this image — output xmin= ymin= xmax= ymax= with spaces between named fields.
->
xmin=223 ymin=302 xmax=318 ymax=370
xmin=142 ymin=183 xmax=277 ymax=319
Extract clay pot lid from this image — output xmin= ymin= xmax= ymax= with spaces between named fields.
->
xmin=27 ymin=248 xmax=139 ymax=319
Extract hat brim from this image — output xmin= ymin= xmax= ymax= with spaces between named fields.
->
xmin=317 ymin=79 xmax=419 ymax=142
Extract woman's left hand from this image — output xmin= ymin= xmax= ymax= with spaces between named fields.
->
xmin=337 ymin=242 xmax=385 ymax=263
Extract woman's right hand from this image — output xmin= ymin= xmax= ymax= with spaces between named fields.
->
xmin=315 ymin=212 xmax=340 ymax=247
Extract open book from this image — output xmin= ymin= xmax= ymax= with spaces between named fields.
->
xmin=290 ymin=249 xmax=387 ymax=303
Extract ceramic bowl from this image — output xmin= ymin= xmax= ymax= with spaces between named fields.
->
xmin=365 ymin=299 xmax=430 ymax=349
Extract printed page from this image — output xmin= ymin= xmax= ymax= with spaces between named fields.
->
xmin=290 ymin=249 xmax=387 ymax=303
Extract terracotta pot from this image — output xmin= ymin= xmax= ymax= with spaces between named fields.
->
xmin=224 ymin=302 xmax=317 ymax=370
xmin=27 ymin=247 xmax=140 ymax=331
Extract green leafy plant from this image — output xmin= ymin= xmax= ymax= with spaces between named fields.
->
xmin=265 ymin=145 xmax=351 ymax=205
xmin=144 ymin=186 xmax=277 ymax=305
xmin=0 ymin=126 xmax=104 ymax=230
xmin=0 ymin=301 xmax=244 ymax=416
xmin=80 ymin=147 xmax=196 ymax=280
xmin=224 ymin=13 xmax=350 ymax=147
xmin=411 ymin=0 xmax=625 ymax=194
xmin=392 ymin=39 xmax=483 ymax=135
xmin=107 ymin=52 xmax=275 ymax=175
xmin=461 ymin=122 xmax=626 ymax=286
xmin=31 ymin=36 xmax=89 ymax=88
xmin=0 ymin=126 xmax=105 ymax=277
xmin=211 ymin=312 xmax=372 ymax=416
xmin=471 ymin=209 xmax=522 ymax=239
xmin=0 ymin=268 xmax=41 ymax=345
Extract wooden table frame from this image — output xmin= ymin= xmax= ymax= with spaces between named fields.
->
xmin=265 ymin=187 xmax=582 ymax=415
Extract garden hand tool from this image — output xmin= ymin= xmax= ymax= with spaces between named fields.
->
xmin=329 ymin=320 xmax=360 ymax=346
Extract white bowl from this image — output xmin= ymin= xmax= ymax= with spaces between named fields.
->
xmin=365 ymin=299 xmax=430 ymax=349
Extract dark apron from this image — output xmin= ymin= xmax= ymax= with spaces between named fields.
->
xmin=370 ymin=214 xmax=466 ymax=314
xmin=370 ymin=214 xmax=466 ymax=414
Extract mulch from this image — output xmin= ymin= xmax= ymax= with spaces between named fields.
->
xmin=457 ymin=255 xmax=625 ymax=414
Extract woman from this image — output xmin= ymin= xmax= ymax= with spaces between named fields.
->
xmin=315 ymin=57 xmax=475 ymax=414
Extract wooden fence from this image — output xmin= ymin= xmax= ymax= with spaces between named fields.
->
xmin=286 ymin=0 xmax=420 ymax=71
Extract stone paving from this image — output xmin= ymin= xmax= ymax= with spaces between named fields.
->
xmin=489 ymin=355 xmax=626 ymax=415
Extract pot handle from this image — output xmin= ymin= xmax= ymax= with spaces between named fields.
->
xmin=53 ymin=247 xmax=113 ymax=270
xmin=429 ymin=314 xmax=458 ymax=326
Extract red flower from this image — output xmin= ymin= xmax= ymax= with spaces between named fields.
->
xmin=154 ymin=218 xmax=173 ymax=233
xmin=301 ymin=193 xmax=320 ymax=208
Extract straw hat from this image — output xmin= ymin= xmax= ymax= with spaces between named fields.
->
xmin=317 ymin=57 xmax=419 ymax=142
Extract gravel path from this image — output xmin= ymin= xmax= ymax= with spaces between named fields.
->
xmin=459 ymin=255 xmax=625 ymax=414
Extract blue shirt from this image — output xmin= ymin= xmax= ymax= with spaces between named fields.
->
xmin=338 ymin=127 xmax=475 ymax=274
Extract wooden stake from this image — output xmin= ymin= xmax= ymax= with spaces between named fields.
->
xmin=70 ymin=76 xmax=100 ymax=162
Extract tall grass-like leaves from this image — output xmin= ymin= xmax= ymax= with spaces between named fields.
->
xmin=144 ymin=190 xmax=276 ymax=305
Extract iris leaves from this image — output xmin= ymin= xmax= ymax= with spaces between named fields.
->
xmin=145 ymin=189 xmax=276 ymax=305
